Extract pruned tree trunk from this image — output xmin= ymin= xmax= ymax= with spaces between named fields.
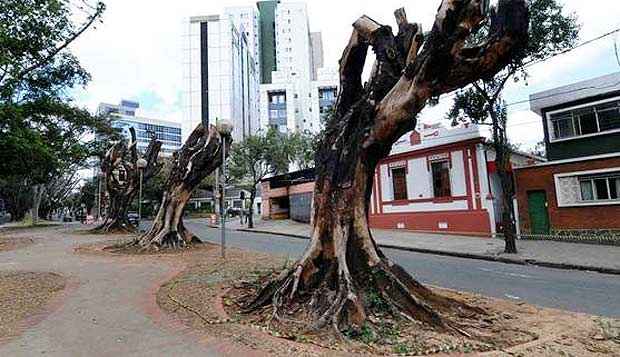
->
xmin=133 ymin=124 xmax=230 ymax=249
xmin=246 ymin=0 xmax=528 ymax=332
xmin=92 ymin=128 xmax=161 ymax=234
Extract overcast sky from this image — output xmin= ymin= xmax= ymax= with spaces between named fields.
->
xmin=70 ymin=0 xmax=620 ymax=149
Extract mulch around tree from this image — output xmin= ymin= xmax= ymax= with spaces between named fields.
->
xmin=0 ymin=272 xmax=67 ymax=343
xmin=75 ymin=237 xmax=218 ymax=257
xmin=149 ymin=245 xmax=620 ymax=356
xmin=0 ymin=235 xmax=36 ymax=253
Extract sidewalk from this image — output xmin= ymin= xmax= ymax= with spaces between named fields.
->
xmin=223 ymin=218 xmax=620 ymax=275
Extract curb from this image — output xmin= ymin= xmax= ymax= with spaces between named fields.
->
xmin=236 ymin=228 xmax=620 ymax=276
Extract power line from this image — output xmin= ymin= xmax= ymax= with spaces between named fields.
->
xmin=523 ymin=27 xmax=620 ymax=69
xmin=435 ymin=26 xmax=620 ymax=105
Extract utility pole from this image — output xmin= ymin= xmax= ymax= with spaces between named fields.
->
xmin=216 ymin=119 xmax=233 ymax=259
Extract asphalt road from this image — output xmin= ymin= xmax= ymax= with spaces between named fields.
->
xmin=183 ymin=221 xmax=620 ymax=318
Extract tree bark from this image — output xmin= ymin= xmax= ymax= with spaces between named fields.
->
xmin=496 ymin=141 xmax=518 ymax=254
xmin=246 ymin=0 xmax=529 ymax=332
xmin=31 ymin=184 xmax=44 ymax=226
xmin=133 ymin=124 xmax=231 ymax=249
xmin=92 ymin=128 xmax=161 ymax=234
xmin=489 ymin=109 xmax=518 ymax=254
xmin=247 ymin=189 xmax=256 ymax=229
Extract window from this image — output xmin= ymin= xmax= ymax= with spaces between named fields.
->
xmin=431 ymin=161 xmax=451 ymax=198
xmin=579 ymin=172 xmax=620 ymax=202
xmin=269 ymin=93 xmax=286 ymax=104
xmin=391 ymin=167 xmax=408 ymax=201
xmin=550 ymin=100 xmax=620 ymax=140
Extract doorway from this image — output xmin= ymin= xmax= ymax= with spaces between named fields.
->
xmin=527 ymin=190 xmax=550 ymax=235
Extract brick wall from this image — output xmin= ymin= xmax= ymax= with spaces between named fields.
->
xmin=515 ymin=157 xmax=620 ymax=233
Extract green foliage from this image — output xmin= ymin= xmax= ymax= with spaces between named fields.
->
xmin=366 ymin=289 xmax=390 ymax=313
xmin=287 ymin=130 xmax=319 ymax=170
xmin=447 ymin=0 xmax=579 ymax=138
xmin=393 ymin=343 xmax=413 ymax=354
xmin=0 ymin=0 xmax=105 ymax=100
xmin=228 ymin=128 xmax=291 ymax=191
xmin=446 ymin=0 xmax=579 ymax=135
xmin=79 ymin=177 xmax=97 ymax=214
xmin=0 ymin=0 xmax=107 ymax=221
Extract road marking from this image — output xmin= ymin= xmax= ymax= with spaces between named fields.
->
xmin=505 ymin=294 xmax=522 ymax=300
xmin=478 ymin=267 xmax=535 ymax=279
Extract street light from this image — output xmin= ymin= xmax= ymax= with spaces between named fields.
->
xmin=216 ymin=119 xmax=233 ymax=259
xmin=137 ymin=158 xmax=148 ymax=232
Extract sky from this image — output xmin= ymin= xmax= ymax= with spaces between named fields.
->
xmin=69 ymin=0 xmax=620 ymax=150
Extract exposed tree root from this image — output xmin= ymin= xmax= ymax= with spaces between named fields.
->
xmin=244 ymin=241 xmax=485 ymax=337
xmin=91 ymin=218 xmax=137 ymax=235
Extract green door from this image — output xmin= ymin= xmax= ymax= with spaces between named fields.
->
xmin=527 ymin=191 xmax=550 ymax=235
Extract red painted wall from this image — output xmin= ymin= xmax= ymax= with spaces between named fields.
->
xmin=369 ymin=210 xmax=492 ymax=236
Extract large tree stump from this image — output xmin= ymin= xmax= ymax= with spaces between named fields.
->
xmin=93 ymin=128 xmax=161 ymax=233
xmin=133 ymin=124 xmax=230 ymax=249
xmin=245 ymin=0 xmax=528 ymax=333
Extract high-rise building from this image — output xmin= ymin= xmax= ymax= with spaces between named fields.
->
xmin=184 ymin=8 xmax=261 ymax=143
xmin=258 ymin=1 xmax=339 ymax=134
xmin=185 ymin=1 xmax=339 ymax=140
xmin=98 ymin=100 xmax=183 ymax=157
xmin=310 ymin=32 xmax=324 ymax=81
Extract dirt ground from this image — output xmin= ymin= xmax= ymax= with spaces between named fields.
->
xmin=0 ymin=234 xmax=36 ymax=252
xmin=79 ymin=239 xmax=620 ymax=356
xmin=0 ymin=271 xmax=67 ymax=342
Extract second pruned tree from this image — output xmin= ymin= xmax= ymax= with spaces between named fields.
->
xmin=133 ymin=124 xmax=231 ymax=249
xmin=245 ymin=0 xmax=529 ymax=332
xmin=93 ymin=128 xmax=161 ymax=233
xmin=446 ymin=0 xmax=578 ymax=253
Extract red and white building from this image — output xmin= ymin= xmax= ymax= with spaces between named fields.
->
xmin=368 ymin=124 xmax=539 ymax=236
xmin=261 ymin=124 xmax=540 ymax=236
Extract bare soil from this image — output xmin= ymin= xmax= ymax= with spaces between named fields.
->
xmin=0 ymin=234 xmax=35 ymax=252
xmin=75 ymin=238 xmax=217 ymax=257
xmin=0 ymin=272 xmax=66 ymax=342
xmin=146 ymin=244 xmax=620 ymax=356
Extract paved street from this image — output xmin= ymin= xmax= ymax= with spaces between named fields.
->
xmin=185 ymin=221 xmax=620 ymax=318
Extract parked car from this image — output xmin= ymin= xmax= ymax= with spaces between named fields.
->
xmin=127 ymin=212 xmax=140 ymax=226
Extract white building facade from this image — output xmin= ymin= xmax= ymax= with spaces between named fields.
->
xmin=259 ymin=1 xmax=338 ymax=134
xmin=185 ymin=1 xmax=339 ymax=140
xmin=368 ymin=125 xmax=539 ymax=236
xmin=184 ymin=9 xmax=261 ymax=143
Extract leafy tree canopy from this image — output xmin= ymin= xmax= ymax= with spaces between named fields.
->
xmin=449 ymin=0 xmax=579 ymax=123
xmin=229 ymin=128 xmax=290 ymax=190
xmin=0 ymin=0 xmax=108 ymax=220
xmin=287 ymin=130 xmax=319 ymax=170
